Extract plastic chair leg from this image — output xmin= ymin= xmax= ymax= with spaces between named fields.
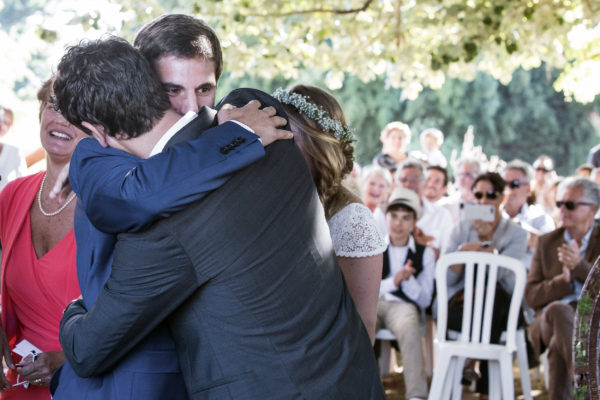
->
xmin=488 ymin=360 xmax=502 ymax=400
xmin=499 ymin=354 xmax=515 ymax=400
xmin=378 ymin=340 xmax=392 ymax=376
xmin=516 ymin=328 xmax=533 ymax=400
xmin=451 ymin=356 xmax=465 ymax=400
xmin=428 ymin=350 xmax=452 ymax=400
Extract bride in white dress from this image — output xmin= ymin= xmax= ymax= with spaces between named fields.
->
xmin=275 ymin=85 xmax=386 ymax=343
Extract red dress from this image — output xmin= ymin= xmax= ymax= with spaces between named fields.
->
xmin=0 ymin=172 xmax=80 ymax=399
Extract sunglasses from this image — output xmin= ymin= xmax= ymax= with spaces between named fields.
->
xmin=507 ymin=180 xmax=528 ymax=189
xmin=536 ymin=167 xmax=552 ymax=173
xmin=473 ymin=190 xmax=499 ymax=200
xmin=556 ymin=201 xmax=595 ymax=211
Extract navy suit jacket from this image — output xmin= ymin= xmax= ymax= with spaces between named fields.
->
xmin=59 ymin=89 xmax=385 ymax=399
xmin=52 ymin=110 xmax=264 ymax=400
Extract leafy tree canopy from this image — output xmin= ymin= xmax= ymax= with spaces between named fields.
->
xmin=191 ymin=0 xmax=600 ymax=103
xmin=0 ymin=0 xmax=599 ymax=103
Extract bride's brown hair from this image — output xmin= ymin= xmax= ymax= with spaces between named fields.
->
xmin=280 ymin=84 xmax=360 ymax=220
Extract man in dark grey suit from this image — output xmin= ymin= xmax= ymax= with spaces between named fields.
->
xmin=56 ymin=38 xmax=384 ymax=399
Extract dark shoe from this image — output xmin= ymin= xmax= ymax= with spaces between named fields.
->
xmin=461 ymin=367 xmax=480 ymax=386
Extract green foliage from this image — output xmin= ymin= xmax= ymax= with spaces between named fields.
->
xmin=220 ymin=65 xmax=600 ymax=175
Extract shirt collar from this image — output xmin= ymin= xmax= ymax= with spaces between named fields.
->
xmin=564 ymin=224 xmax=594 ymax=252
xmin=389 ymin=235 xmax=416 ymax=252
xmin=149 ymin=111 xmax=198 ymax=157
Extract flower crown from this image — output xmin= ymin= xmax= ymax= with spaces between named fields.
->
xmin=272 ymin=88 xmax=354 ymax=143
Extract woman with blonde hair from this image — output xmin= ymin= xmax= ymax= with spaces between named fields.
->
xmin=274 ymin=85 xmax=385 ymax=342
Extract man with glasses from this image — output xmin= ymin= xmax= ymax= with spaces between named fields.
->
xmin=526 ymin=178 xmax=600 ymax=400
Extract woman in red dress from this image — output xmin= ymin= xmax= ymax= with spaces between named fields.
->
xmin=0 ymin=77 xmax=85 ymax=399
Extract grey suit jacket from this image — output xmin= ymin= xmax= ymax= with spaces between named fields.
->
xmin=61 ymin=89 xmax=384 ymax=399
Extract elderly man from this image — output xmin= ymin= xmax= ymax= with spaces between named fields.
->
xmin=394 ymin=160 xmax=453 ymax=253
xmin=439 ymin=157 xmax=481 ymax=222
xmin=526 ymin=178 xmax=600 ymax=400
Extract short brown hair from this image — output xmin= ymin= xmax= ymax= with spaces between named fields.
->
xmin=134 ymin=14 xmax=223 ymax=81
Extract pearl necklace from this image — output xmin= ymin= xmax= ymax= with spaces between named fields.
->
xmin=37 ymin=173 xmax=76 ymax=217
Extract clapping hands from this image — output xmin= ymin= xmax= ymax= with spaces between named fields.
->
xmin=394 ymin=259 xmax=416 ymax=287
xmin=558 ymin=241 xmax=581 ymax=283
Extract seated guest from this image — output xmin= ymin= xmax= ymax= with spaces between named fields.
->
xmin=0 ymin=105 xmax=27 ymax=191
xmin=373 ymin=121 xmax=411 ymax=168
xmin=377 ymin=187 xmax=434 ymax=400
xmin=395 ymin=160 xmax=453 ymax=254
xmin=532 ymin=155 xmax=557 ymax=213
xmin=575 ymin=163 xmax=594 ymax=178
xmin=526 ymin=178 xmax=600 ymax=400
xmin=0 ymin=78 xmax=85 ymax=399
xmin=276 ymin=85 xmax=386 ymax=343
xmin=444 ymin=172 xmax=527 ymax=396
xmin=411 ymin=128 xmax=447 ymax=167
xmin=502 ymin=159 xmax=555 ymax=271
xmin=439 ymin=157 xmax=481 ymax=222
xmin=423 ymin=165 xmax=448 ymax=204
xmin=361 ymin=165 xmax=393 ymax=236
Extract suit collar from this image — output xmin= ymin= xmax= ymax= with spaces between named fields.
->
xmin=164 ymin=107 xmax=218 ymax=149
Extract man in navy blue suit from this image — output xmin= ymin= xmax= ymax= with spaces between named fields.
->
xmin=50 ymin=25 xmax=291 ymax=400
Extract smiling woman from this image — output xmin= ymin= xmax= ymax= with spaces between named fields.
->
xmin=0 ymin=76 xmax=84 ymax=400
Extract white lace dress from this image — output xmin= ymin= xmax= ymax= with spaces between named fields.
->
xmin=327 ymin=202 xmax=387 ymax=258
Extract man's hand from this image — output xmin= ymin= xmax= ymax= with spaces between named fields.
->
xmin=16 ymin=351 xmax=65 ymax=387
xmin=561 ymin=265 xmax=572 ymax=283
xmin=49 ymin=164 xmax=72 ymax=202
xmin=0 ymin=327 xmax=13 ymax=391
xmin=557 ymin=241 xmax=582 ymax=271
xmin=413 ymin=227 xmax=435 ymax=247
xmin=394 ymin=259 xmax=416 ymax=287
xmin=218 ymin=100 xmax=292 ymax=147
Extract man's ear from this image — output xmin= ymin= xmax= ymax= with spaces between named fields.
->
xmin=81 ymin=122 xmax=109 ymax=147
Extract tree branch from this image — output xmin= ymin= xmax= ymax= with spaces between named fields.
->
xmin=200 ymin=0 xmax=374 ymax=18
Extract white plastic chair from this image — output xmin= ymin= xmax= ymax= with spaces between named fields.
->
xmin=428 ymin=251 xmax=527 ymax=400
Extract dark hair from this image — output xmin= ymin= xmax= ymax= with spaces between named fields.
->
xmin=134 ymin=14 xmax=223 ymax=82
xmin=54 ymin=36 xmax=171 ymax=139
xmin=472 ymin=171 xmax=506 ymax=194
xmin=386 ymin=203 xmax=417 ymax=219
xmin=426 ymin=165 xmax=448 ymax=186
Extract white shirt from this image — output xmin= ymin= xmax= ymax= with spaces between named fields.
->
xmin=375 ymin=198 xmax=453 ymax=251
xmin=149 ymin=111 xmax=255 ymax=156
xmin=418 ymin=198 xmax=454 ymax=251
xmin=379 ymin=236 xmax=436 ymax=309
xmin=0 ymin=143 xmax=26 ymax=191
xmin=149 ymin=111 xmax=198 ymax=156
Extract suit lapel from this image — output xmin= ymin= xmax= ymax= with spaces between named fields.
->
xmin=585 ymin=223 xmax=600 ymax=263
xmin=165 ymin=106 xmax=218 ymax=148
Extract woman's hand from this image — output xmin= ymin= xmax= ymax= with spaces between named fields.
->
xmin=472 ymin=219 xmax=495 ymax=241
xmin=0 ymin=327 xmax=14 ymax=391
xmin=17 ymin=351 xmax=65 ymax=386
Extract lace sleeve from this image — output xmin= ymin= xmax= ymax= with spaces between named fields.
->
xmin=327 ymin=202 xmax=387 ymax=258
